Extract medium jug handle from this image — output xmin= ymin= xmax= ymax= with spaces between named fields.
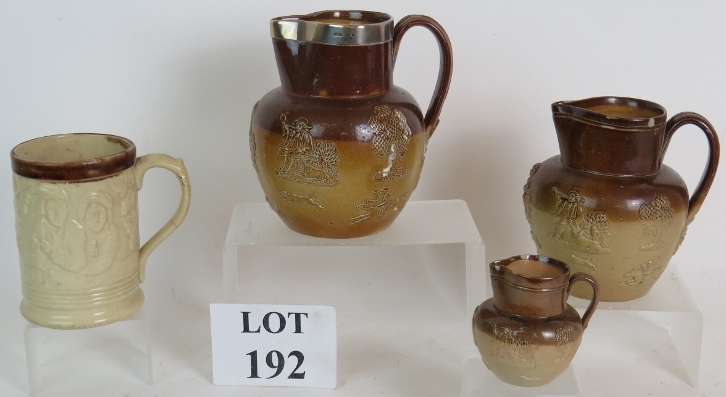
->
xmin=134 ymin=154 xmax=192 ymax=282
xmin=393 ymin=15 xmax=453 ymax=138
xmin=663 ymin=112 xmax=720 ymax=226
xmin=567 ymin=273 xmax=600 ymax=329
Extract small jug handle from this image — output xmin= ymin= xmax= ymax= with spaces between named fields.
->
xmin=392 ymin=15 xmax=453 ymax=138
xmin=134 ymin=154 xmax=192 ymax=282
xmin=567 ymin=273 xmax=600 ymax=329
xmin=663 ymin=112 xmax=720 ymax=226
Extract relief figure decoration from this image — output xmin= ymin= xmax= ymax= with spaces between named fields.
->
xmin=522 ymin=163 xmax=541 ymax=223
xmin=369 ymin=105 xmax=412 ymax=182
xmin=531 ymin=233 xmax=542 ymax=250
xmin=76 ymin=191 xmax=119 ymax=275
xmin=491 ymin=321 xmax=536 ymax=368
xmin=554 ymin=323 xmax=579 ymax=361
xmin=673 ymin=220 xmax=691 ymax=255
xmin=347 ymin=187 xmax=409 ymax=225
xmin=275 ymin=114 xmax=340 ymax=186
xmin=111 ymin=171 xmax=139 ymax=258
xmin=266 ymin=196 xmax=292 ymax=222
xmin=569 ymin=253 xmax=597 ymax=271
xmin=249 ymin=102 xmax=259 ymax=172
xmin=638 ymin=194 xmax=674 ymax=251
xmin=551 ymin=187 xmax=610 ymax=254
xmin=15 ymin=179 xmax=133 ymax=277
xmin=417 ymin=119 xmax=438 ymax=186
xmin=618 ymin=260 xmax=663 ymax=287
xmin=28 ymin=184 xmax=75 ymax=270
xmin=279 ymin=190 xmax=324 ymax=209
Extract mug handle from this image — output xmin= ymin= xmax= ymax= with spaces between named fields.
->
xmin=662 ymin=112 xmax=720 ymax=226
xmin=134 ymin=154 xmax=192 ymax=282
xmin=566 ymin=273 xmax=600 ymax=329
xmin=392 ymin=15 xmax=453 ymax=138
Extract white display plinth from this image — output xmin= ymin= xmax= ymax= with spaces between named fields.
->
xmin=461 ymin=358 xmax=583 ymax=397
xmin=223 ymin=200 xmax=486 ymax=317
xmin=24 ymin=308 xmax=153 ymax=395
xmin=467 ymin=263 xmax=702 ymax=390
xmin=223 ymin=200 xmax=486 ymax=393
xmin=569 ymin=265 xmax=702 ymax=387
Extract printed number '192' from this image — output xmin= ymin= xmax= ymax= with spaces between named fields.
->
xmin=246 ymin=350 xmax=306 ymax=379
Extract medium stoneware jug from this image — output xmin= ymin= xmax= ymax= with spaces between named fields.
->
xmin=11 ymin=133 xmax=191 ymax=329
xmin=472 ymin=255 xmax=599 ymax=387
xmin=524 ymin=97 xmax=720 ymax=302
xmin=249 ymin=10 xmax=452 ymax=238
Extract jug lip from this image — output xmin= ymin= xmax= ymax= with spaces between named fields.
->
xmin=552 ymin=96 xmax=667 ymax=129
xmin=490 ymin=255 xmax=569 ymax=282
xmin=270 ymin=10 xmax=393 ymax=45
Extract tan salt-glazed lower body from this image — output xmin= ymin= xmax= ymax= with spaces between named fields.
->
xmin=528 ymin=206 xmax=685 ymax=301
xmin=249 ymin=89 xmax=430 ymax=238
xmin=257 ymin=132 xmax=425 ymax=238
xmin=524 ymin=157 xmax=689 ymax=302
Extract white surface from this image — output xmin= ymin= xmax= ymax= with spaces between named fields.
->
xmin=223 ymin=200 xmax=482 ymax=394
xmin=0 ymin=1 xmax=725 ymax=396
xmin=22 ymin=308 xmax=152 ymax=395
xmin=225 ymin=200 xmax=482 ymax=246
xmin=570 ymin=266 xmax=704 ymax=387
xmin=223 ymin=200 xmax=486 ymax=314
xmin=210 ymin=304 xmax=336 ymax=388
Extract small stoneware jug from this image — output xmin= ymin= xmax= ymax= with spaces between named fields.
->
xmin=523 ymin=96 xmax=720 ymax=301
xmin=472 ymin=255 xmax=599 ymax=387
xmin=11 ymin=133 xmax=191 ymax=329
xmin=249 ymin=10 xmax=453 ymax=238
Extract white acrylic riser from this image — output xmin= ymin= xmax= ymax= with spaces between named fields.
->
xmin=222 ymin=200 xmax=485 ymax=393
xmin=223 ymin=200 xmax=486 ymax=317
xmin=569 ymin=264 xmax=703 ymax=387
xmin=24 ymin=307 xmax=153 ymax=395
xmin=462 ymin=263 xmax=702 ymax=396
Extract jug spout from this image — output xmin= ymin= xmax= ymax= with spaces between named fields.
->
xmin=270 ymin=11 xmax=395 ymax=97
xmin=552 ymin=96 xmax=668 ymax=175
xmin=490 ymin=255 xmax=569 ymax=318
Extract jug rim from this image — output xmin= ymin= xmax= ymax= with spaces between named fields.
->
xmin=490 ymin=255 xmax=569 ymax=282
xmin=552 ymin=96 xmax=667 ymax=129
xmin=270 ymin=10 xmax=393 ymax=45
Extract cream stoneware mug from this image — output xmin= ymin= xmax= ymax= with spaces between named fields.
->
xmin=11 ymin=133 xmax=191 ymax=329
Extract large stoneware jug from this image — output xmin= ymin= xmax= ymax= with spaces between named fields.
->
xmin=249 ymin=10 xmax=452 ymax=238
xmin=472 ymin=255 xmax=599 ymax=386
xmin=524 ymin=97 xmax=720 ymax=301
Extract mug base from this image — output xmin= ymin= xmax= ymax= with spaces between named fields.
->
xmin=20 ymin=287 xmax=145 ymax=330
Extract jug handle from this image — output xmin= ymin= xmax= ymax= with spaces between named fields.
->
xmin=663 ymin=112 xmax=720 ymax=226
xmin=393 ymin=15 xmax=453 ymax=138
xmin=134 ymin=154 xmax=192 ymax=283
xmin=567 ymin=273 xmax=600 ymax=329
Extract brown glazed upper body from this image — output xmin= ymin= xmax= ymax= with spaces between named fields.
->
xmin=524 ymin=97 xmax=720 ymax=301
xmin=472 ymin=255 xmax=599 ymax=387
xmin=249 ymin=10 xmax=452 ymax=238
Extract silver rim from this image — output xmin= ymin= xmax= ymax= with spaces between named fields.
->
xmin=270 ymin=11 xmax=393 ymax=45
